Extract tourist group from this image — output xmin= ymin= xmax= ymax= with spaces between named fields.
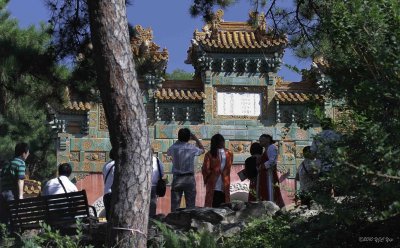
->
xmin=0 ymin=127 xmax=335 ymax=224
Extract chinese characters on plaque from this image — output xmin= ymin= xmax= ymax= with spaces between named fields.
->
xmin=217 ymin=92 xmax=261 ymax=116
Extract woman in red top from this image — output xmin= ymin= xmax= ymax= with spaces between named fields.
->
xmin=202 ymin=134 xmax=233 ymax=207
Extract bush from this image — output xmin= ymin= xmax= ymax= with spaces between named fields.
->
xmin=222 ymin=215 xmax=298 ymax=248
xmin=148 ymin=221 xmax=217 ymax=248
xmin=21 ymin=220 xmax=92 ymax=248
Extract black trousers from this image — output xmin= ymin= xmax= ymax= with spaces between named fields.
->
xmin=212 ymin=190 xmax=225 ymax=208
xmin=103 ymin=193 xmax=112 ymax=221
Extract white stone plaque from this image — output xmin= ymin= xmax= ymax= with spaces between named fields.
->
xmin=217 ymin=92 xmax=261 ymax=116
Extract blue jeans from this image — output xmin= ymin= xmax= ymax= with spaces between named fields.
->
xmin=0 ymin=190 xmax=17 ymax=224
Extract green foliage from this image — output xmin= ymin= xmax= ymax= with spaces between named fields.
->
xmin=21 ymin=220 xmax=92 ymax=248
xmin=189 ymin=0 xmax=237 ymax=21
xmin=0 ymin=0 xmax=65 ymax=180
xmin=149 ymin=221 xmax=218 ymax=248
xmin=165 ymin=69 xmax=194 ymax=80
xmin=315 ymin=0 xmax=400 ymax=219
xmin=0 ymin=223 xmax=14 ymax=248
xmin=222 ymin=215 xmax=295 ymax=248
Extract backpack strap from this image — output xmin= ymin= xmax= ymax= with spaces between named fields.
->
xmin=104 ymin=163 xmax=115 ymax=184
xmin=57 ymin=177 xmax=68 ymax=194
xmin=156 ymin=158 xmax=163 ymax=179
xmin=302 ymin=162 xmax=310 ymax=174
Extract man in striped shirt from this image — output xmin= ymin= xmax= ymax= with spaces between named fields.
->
xmin=0 ymin=143 xmax=30 ymax=223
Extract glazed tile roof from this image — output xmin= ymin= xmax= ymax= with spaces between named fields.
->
xmin=63 ymin=88 xmax=92 ymax=111
xmin=130 ymin=25 xmax=168 ymax=63
xmin=275 ymin=78 xmax=324 ymax=103
xmin=154 ymin=88 xmax=205 ymax=101
xmin=275 ymin=92 xmax=323 ymax=103
xmin=64 ymin=101 xmax=92 ymax=111
xmin=192 ymin=10 xmax=287 ymax=53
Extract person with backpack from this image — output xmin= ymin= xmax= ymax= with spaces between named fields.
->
xmin=102 ymin=148 xmax=115 ymax=221
xmin=42 ymin=163 xmax=78 ymax=196
xmin=150 ymin=149 xmax=164 ymax=217
xmin=0 ymin=142 xmax=30 ymax=223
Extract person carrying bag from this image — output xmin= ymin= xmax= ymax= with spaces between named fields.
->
xmin=150 ymin=152 xmax=165 ymax=217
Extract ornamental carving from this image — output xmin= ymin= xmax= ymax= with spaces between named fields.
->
xmin=230 ymin=182 xmax=250 ymax=193
xmin=92 ymin=196 xmax=105 ymax=217
xmin=282 ymin=141 xmax=296 ymax=161
xmin=277 ymin=163 xmax=289 ymax=174
xmin=296 ymin=146 xmax=306 ymax=158
xmin=229 ymin=141 xmax=251 ymax=153
xmin=162 ymin=153 xmax=172 ymax=164
xmin=280 ymin=126 xmax=290 ymax=140
xmin=84 ymin=152 xmax=106 ymax=162
xmin=73 ymin=173 xmax=90 ymax=182
xmin=69 ymin=151 xmax=80 ymax=162
xmin=213 ymin=86 xmax=268 ymax=120
xmin=151 ymin=141 xmax=162 ymax=152
xmin=99 ymin=106 xmax=108 ymax=131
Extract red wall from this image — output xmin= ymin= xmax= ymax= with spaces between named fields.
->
xmin=76 ymin=167 xmax=295 ymax=215
xmin=76 ymin=173 xmax=104 ymax=205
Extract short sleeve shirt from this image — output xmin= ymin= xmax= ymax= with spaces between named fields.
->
xmin=0 ymin=157 xmax=26 ymax=191
xmin=42 ymin=176 xmax=78 ymax=196
xmin=167 ymin=141 xmax=203 ymax=175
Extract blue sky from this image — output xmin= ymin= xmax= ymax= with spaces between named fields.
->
xmin=7 ymin=0 xmax=309 ymax=81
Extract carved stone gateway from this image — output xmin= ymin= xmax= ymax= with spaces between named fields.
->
xmin=54 ymin=10 xmax=328 ymax=215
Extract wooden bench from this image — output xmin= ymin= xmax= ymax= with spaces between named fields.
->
xmin=7 ymin=190 xmax=97 ymax=233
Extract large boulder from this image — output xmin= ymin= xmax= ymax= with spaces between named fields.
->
xmin=162 ymin=201 xmax=279 ymax=232
xmin=226 ymin=201 xmax=280 ymax=223
xmin=164 ymin=207 xmax=234 ymax=230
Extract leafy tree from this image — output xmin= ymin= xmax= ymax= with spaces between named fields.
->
xmin=0 ymin=0 xmax=66 ymax=180
xmin=193 ymin=0 xmax=400 ymax=244
xmin=288 ymin=0 xmax=400 ymax=220
xmin=165 ymin=69 xmax=194 ymax=80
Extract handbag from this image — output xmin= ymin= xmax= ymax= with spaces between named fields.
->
xmin=156 ymin=158 xmax=166 ymax=197
xmin=237 ymin=169 xmax=248 ymax=181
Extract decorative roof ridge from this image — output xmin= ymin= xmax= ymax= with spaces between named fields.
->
xmin=130 ymin=25 xmax=169 ymax=63
xmin=154 ymin=88 xmax=205 ymax=101
xmin=192 ymin=9 xmax=287 ymax=53
xmin=62 ymin=87 xmax=93 ymax=112
xmin=275 ymin=91 xmax=324 ymax=103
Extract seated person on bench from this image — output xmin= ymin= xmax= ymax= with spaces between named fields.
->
xmin=42 ymin=163 xmax=78 ymax=196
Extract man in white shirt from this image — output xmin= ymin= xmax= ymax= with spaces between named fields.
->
xmin=102 ymin=149 xmax=115 ymax=221
xmin=150 ymin=151 xmax=164 ymax=217
xmin=42 ymin=163 xmax=78 ymax=196
xmin=167 ymin=128 xmax=204 ymax=212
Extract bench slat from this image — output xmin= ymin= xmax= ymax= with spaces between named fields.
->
xmin=43 ymin=191 xmax=87 ymax=200
xmin=46 ymin=199 xmax=87 ymax=207
xmin=12 ymin=215 xmax=48 ymax=224
xmin=9 ymin=205 xmax=47 ymax=213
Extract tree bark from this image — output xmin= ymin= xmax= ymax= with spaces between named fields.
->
xmin=87 ymin=1 xmax=152 ymax=247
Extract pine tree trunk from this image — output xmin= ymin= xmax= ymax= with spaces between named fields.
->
xmin=87 ymin=1 xmax=152 ymax=247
